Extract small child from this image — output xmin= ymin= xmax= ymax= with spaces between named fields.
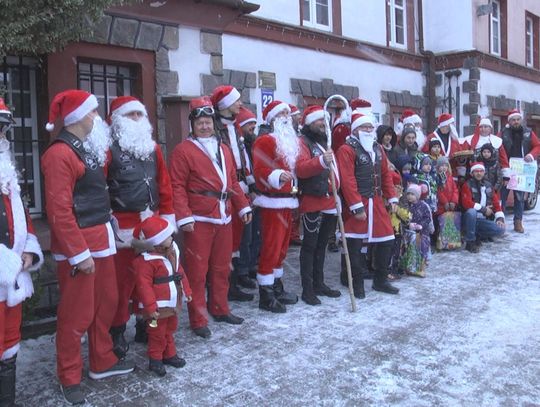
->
xmin=429 ymin=139 xmax=443 ymax=162
xmin=415 ymin=154 xmax=438 ymax=212
xmin=434 ymin=156 xmax=461 ymax=250
xmin=133 ymin=216 xmax=192 ymax=377
xmin=478 ymin=143 xmax=502 ymax=191
xmin=400 ymin=184 xmax=433 ymax=277
xmin=389 ymin=171 xmax=411 ymax=279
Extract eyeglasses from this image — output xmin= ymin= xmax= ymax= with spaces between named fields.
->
xmin=190 ymin=106 xmax=215 ymax=119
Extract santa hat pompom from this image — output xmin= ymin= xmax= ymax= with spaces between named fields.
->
xmin=45 ymin=122 xmax=55 ymax=132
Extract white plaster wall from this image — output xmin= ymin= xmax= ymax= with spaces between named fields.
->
xmin=168 ymin=27 xmax=210 ymax=96
xmin=221 ymin=34 xmax=423 ymax=122
xmin=479 ymin=68 xmax=540 ymax=112
xmin=341 ymin=0 xmax=386 ymax=45
xmin=249 ymin=0 xmax=300 ymax=26
xmin=423 ymin=0 xmax=474 ymax=53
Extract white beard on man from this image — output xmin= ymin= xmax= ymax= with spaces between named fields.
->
xmin=111 ymin=115 xmax=155 ymax=160
xmin=0 ymin=148 xmax=19 ymax=195
xmin=83 ymin=116 xmax=111 ymax=167
xmin=273 ymin=116 xmax=300 ymax=171
xmin=356 ymin=130 xmax=377 ymax=162
xmin=416 ymin=129 xmax=426 ymax=150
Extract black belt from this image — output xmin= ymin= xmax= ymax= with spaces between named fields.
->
xmin=190 ymin=190 xmax=230 ymax=200
xmin=153 ymin=274 xmax=182 ymax=285
xmin=262 ymin=192 xmax=297 ymax=198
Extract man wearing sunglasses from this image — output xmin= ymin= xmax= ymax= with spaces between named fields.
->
xmin=169 ymin=96 xmax=252 ymax=339
xmin=103 ymin=96 xmax=175 ymax=358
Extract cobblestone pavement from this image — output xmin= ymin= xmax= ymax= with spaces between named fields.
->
xmin=16 ymin=209 xmax=540 ymax=406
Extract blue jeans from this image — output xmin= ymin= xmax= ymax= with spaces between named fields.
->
xmin=500 ymin=186 xmax=525 ymax=221
xmin=462 ymin=208 xmax=505 ymax=242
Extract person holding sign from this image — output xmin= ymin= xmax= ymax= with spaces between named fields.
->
xmin=499 ymin=110 xmax=540 ymax=233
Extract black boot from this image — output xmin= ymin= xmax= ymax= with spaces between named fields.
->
xmin=372 ymin=241 xmax=399 ymax=295
xmin=134 ymin=318 xmax=148 ymax=343
xmin=273 ymin=278 xmax=298 ymax=304
xmin=340 ymin=254 xmax=349 ymax=287
xmin=300 ymin=257 xmax=320 ymax=306
xmin=0 ymin=356 xmax=18 ymax=407
xmin=109 ymin=324 xmax=129 ymax=359
xmin=148 ymin=359 xmax=166 ymax=377
xmin=258 ymin=285 xmax=286 ymax=313
xmin=228 ymin=264 xmax=254 ymax=302
xmin=313 ymin=260 xmax=340 ymax=298
xmin=237 ymin=274 xmax=257 ymax=289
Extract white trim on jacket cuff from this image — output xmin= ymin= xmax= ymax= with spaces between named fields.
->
xmin=388 ymin=197 xmax=399 ymax=204
xmin=68 ymin=249 xmax=91 ymax=266
xmin=473 ymin=203 xmax=482 ymax=211
xmin=495 ymin=211 xmax=505 ymax=219
xmin=268 ymin=169 xmax=285 ymax=189
xmin=349 ymin=202 xmax=364 ymax=211
xmin=238 ymin=206 xmax=252 ymax=217
xmin=176 ymin=216 xmax=195 ymax=227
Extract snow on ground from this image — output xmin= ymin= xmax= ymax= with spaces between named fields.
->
xmin=16 ymin=207 xmax=540 ymax=406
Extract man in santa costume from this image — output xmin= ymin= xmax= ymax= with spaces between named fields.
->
xmin=169 ymin=96 xmax=251 ymax=339
xmin=423 ymin=113 xmax=461 ymax=158
xmin=252 ymin=100 xmax=301 ymax=313
xmin=211 ymin=85 xmax=255 ymax=302
xmin=499 ymin=109 xmax=540 ymax=233
xmin=460 ymin=162 xmax=505 ymax=253
xmin=132 ymin=216 xmax=192 ymax=377
xmin=0 ymin=98 xmax=43 ymax=406
xmin=41 ymin=90 xmax=134 ymax=405
xmin=104 ymin=96 xmax=175 ymax=357
xmin=289 ymin=104 xmax=302 ymax=133
xmin=296 ymin=105 xmax=341 ymax=305
xmin=398 ymin=109 xmax=426 ymax=150
xmin=336 ymin=112 xmax=399 ymax=298
xmin=330 ymin=98 xmax=351 ymax=153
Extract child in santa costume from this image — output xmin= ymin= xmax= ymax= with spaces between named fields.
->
xmin=0 ymin=98 xmax=43 ymax=406
xmin=41 ymin=89 xmax=134 ymax=405
xmin=132 ymin=216 xmax=192 ymax=377
xmin=169 ymin=96 xmax=251 ymax=339
xmin=252 ymin=100 xmax=300 ymax=313
xmin=104 ymin=96 xmax=175 ymax=357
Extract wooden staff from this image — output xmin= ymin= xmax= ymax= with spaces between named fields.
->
xmin=323 ymin=94 xmax=357 ymax=312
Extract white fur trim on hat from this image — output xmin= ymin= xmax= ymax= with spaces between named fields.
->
xmin=64 ymin=94 xmax=99 ymax=126
xmin=217 ymin=88 xmax=241 ymax=110
xmin=508 ymin=111 xmax=523 ymax=120
xmin=403 ymin=114 xmax=421 ymax=125
xmin=351 ymin=115 xmax=374 ymax=132
xmin=143 ymin=222 xmax=175 ymax=247
xmin=111 ymin=100 xmax=147 ymax=118
xmin=304 ymin=110 xmax=326 ymax=126
xmin=290 ymin=110 xmax=301 ymax=116
xmin=265 ymin=102 xmax=290 ymax=124
xmin=470 ymin=162 xmax=485 ymax=172
xmin=438 ymin=117 xmax=455 ymax=128
xmin=238 ymin=117 xmax=257 ymax=127
xmin=479 ymin=118 xmax=492 ymax=127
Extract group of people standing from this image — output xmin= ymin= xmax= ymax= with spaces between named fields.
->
xmin=0 ymin=83 xmax=538 ymax=405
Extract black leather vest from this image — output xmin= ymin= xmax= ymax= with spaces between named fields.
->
xmin=298 ymin=136 xmax=330 ymax=197
xmin=467 ymin=178 xmax=494 ymax=208
xmin=216 ymin=117 xmax=248 ymax=182
xmin=346 ymin=137 xmax=383 ymax=198
xmin=107 ymin=141 xmax=159 ymax=212
xmin=53 ymin=131 xmax=111 ymax=228
xmin=502 ymin=127 xmax=532 ymax=158
xmin=0 ymin=195 xmax=11 ymax=247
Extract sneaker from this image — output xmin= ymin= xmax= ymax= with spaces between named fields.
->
xmin=88 ymin=359 xmax=135 ymax=380
xmin=60 ymin=384 xmax=86 ymax=405
xmin=163 ymin=354 xmax=186 ymax=368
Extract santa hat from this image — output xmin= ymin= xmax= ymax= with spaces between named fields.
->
xmin=479 ymin=117 xmax=492 ymax=127
xmin=351 ymin=112 xmax=374 ymax=133
xmin=211 ymin=85 xmax=241 ymax=111
xmin=507 ymin=109 xmax=522 ymax=120
xmin=437 ymin=113 xmax=455 ymax=128
xmin=109 ymin=96 xmax=147 ymax=120
xmin=262 ymin=100 xmax=290 ymax=124
xmin=402 ymin=109 xmax=421 ymax=126
xmin=132 ymin=216 xmax=175 ymax=247
xmin=0 ymin=98 xmax=14 ymax=124
xmin=46 ymin=89 xmax=98 ymax=132
xmin=406 ymin=183 xmax=422 ymax=200
xmin=350 ymin=98 xmax=372 ymax=115
xmin=301 ymin=105 xmax=326 ymax=126
xmin=236 ymin=107 xmax=257 ymax=127
xmin=470 ymin=162 xmax=485 ymax=172
xmin=289 ymin=104 xmax=301 ymax=116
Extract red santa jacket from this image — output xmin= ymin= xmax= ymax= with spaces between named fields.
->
xmin=336 ymin=141 xmax=397 ymax=242
xmin=463 ymin=133 xmax=510 ymax=176
xmin=435 ymin=170 xmax=459 ymax=215
xmin=296 ymin=137 xmax=340 ymax=214
xmin=0 ymin=191 xmax=43 ymax=306
xmin=332 ymin=123 xmax=350 ymax=152
xmin=104 ymin=144 xmax=175 ymax=248
xmin=460 ymin=179 xmax=504 ymax=220
xmin=252 ymin=133 xmax=299 ymax=209
xmin=134 ymin=242 xmax=192 ymax=315
xmin=41 ymin=142 xmax=116 ymax=265
xmin=423 ymin=131 xmax=462 ymax=158
xmin=169 ymin=137 xmax=250 ymax=228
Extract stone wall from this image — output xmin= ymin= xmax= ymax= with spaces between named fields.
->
xmin=289 ymin=78 xmax=359 ymax=106
xmin=380 ymin=89 xmax=426 ymax=126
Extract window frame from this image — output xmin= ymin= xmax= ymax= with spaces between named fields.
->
xmin=301 ymin=0 xmax=333 ymax=32
xmin=388 ymin=0 xmax=407 ymax=49
xmin=526 ymin=16 xmax=534 ymax=67
xmin=490 ymin=0 xmax=502 ymax=56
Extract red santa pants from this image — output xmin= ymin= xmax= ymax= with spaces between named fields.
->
xmin=231 ymin=212 xmax=245 ymax=255
xmin=146 ymin=315 xmax=178 ymax=360
xmin=0 ymin=302 xmax=22 ymax=360
xmin=112 ymin=248 xmax=137 ymax=327
xmin=56 ymin=256 xmax=119 ymax=386
xmin=183 ymin=222 xmax=232 ymax=329
xmin=258 ymin=208 xmax=293 ymax=285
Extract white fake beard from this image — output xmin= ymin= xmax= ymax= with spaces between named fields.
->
xmin=83 ymin=116 xmax=111 ymax=167
xmin=273 ymin=116 xmax=300 ymax=171
xmin=358 ymin=131 xmax=376 ymax=152
xmin=415 ymin=129 xmax=426 ymax=148
xmin=112 ymin=115 xmax=155 ymax=160
xmin=0 ymin=149 xmax=19 ymax=195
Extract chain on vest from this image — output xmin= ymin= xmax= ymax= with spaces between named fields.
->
xmin=53 ymin=130 xmax=111 ymax=228
xmin=107 ymin=141 xmax=159 ymax=212
xmin=0 ymin=195 xmax=11 ymax=247
xmin=467 ymin=178 xmax=494 ymax=208
xmin=298 ymin=136 xmax=330 ymax=197
xmin=502 ymin=127 xmax=532 ymax=158
xmin=346 ymin=137 xmax=383 ymax=198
